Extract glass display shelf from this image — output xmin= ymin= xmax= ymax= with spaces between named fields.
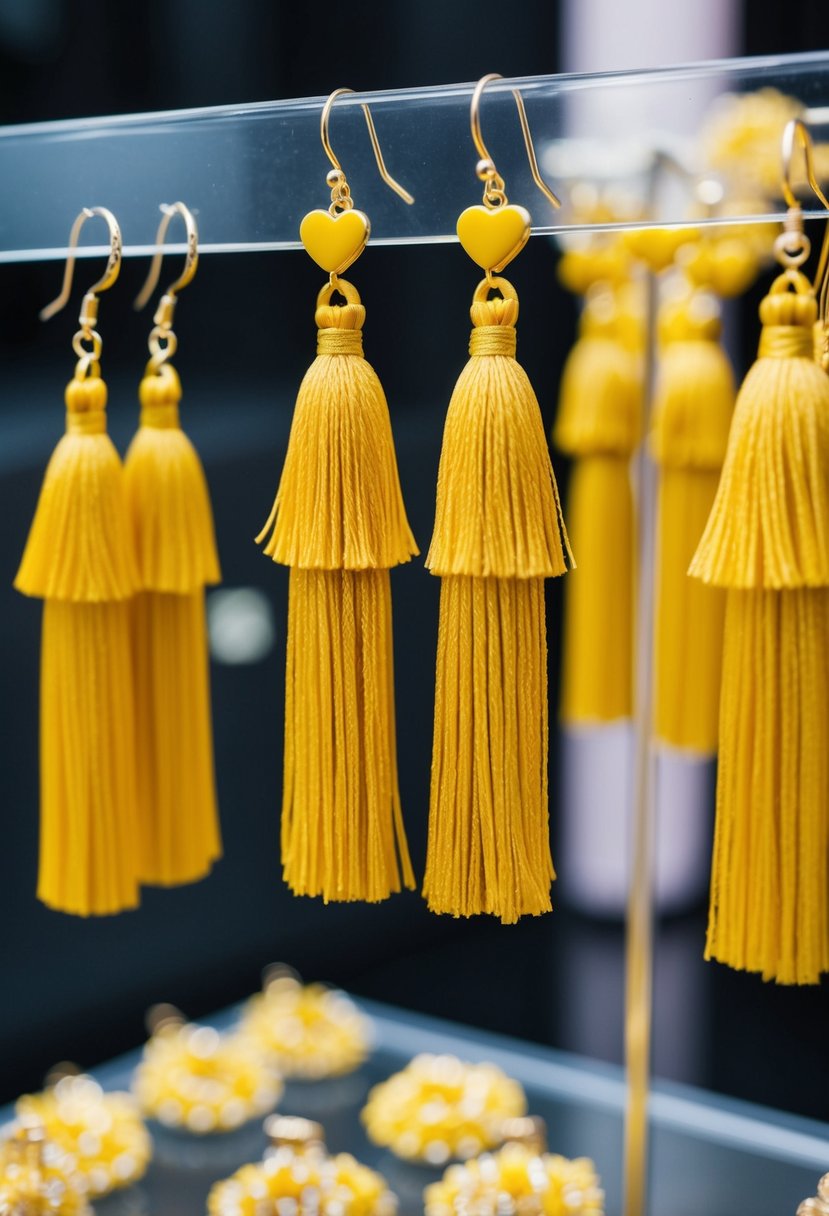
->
xmin=3 ymin=999 xmax=826 ymax=1216
xmin=2 ymin=51 xmax=829 ymax=264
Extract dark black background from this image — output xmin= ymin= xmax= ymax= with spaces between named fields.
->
xmin=1 ymin=0 xmax=829 ymax=1128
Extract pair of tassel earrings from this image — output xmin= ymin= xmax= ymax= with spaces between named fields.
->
xmin=693 ymin=120 xmax=829 ymax=986
xmin=554 ymin=224 xmax=749 ymax=746
xmin=257 ymin=79 xmax=572 ymax=922
xmin=553 ymin=118 xmax=829 ymax=985
xmin=16 ymin=204 xmax=221 ymax=916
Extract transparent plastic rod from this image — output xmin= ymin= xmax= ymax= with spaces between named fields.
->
xmin=1 ymin=51 xmax=829 ymax=263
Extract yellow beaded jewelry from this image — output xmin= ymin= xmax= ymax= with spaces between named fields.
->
xmin=238 ymin=968 xmax=371 ymax=1080
xmin=424 ymin=1139 xmax=605 ymax=1216
xmin=132 ymin=1009 xmax=282 ymax=1133
xmin=361 ymin=1054 xmax=526 ymax=1165
xmin=207 ymin=1116 xmax=397 ymax=1216
xmin=14 ymin=1073 xmax=151 ymax=1199
xmin=0 ymin=1125 xmax=91 ymax=1216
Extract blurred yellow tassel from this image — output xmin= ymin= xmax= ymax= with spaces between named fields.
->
xmin=651 ymin=295 xmax=735 ymax=752
xmin=554 ymin=289 xmax=642 ymax=724
xmin=16 ymin=372 xmax=140 ymax=916
xmin=691 ymin=272 xmax=829 ymax=984
xmin=125 ymin=363 xmax=222 ymax=886
xmin=258 ymin=279 xmax=417 ymax=902
xmin=424 ymin=279 xmax=571 ymax=923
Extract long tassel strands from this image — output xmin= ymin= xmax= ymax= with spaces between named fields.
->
xmin=553 ymin=289 xmax=642 ymax=723
xmin=424 ymin=279 xmax=572 ymax=924
xmin=124 ymin=363 xmax=222 ymax=886
xmin=650 ymin=295 xmax=735 ymax=753
xmin=15 ymin=370 xmax=140 ymax=915
xmin=690 ymin=271 xmax=829 ymax=984
xmin=258 ymin=279 xmax=417 ymax=903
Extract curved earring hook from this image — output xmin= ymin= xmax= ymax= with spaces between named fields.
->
xmin=780 ymin=118 xmax=829 ymax=213
xmin=470 ymin=73 xmax=560 ymax=210
xmin=40 ymin=206 xmax=122 ymax=322
xmin=134 ymin=201 xmax=199 ymax=312
xmin=779 ymin=119 xmax=829 ymax=331
xmin=320 ymin=88 xmax=414 ymax=205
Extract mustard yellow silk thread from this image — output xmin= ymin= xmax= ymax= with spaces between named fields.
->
xmin=691 ymin=272 xmax=829 ymax=984
xmin=16 ymin=373 xmax=140 ymax=915
xmin=124 ymin=363 xmax=222 ymax=887
xmin=258 ymin=285 xmax=417 ymax=903
xmin=424 ymin=282 xmax=571 ymax=923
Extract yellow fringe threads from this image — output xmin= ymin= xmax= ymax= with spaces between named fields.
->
xmin=553 ymin=288 xmax=642 ymax=723
xmin=15 ymin=370 xmax=140 ymax=915
xmin=690 ymin=272 xmax=829 ymax=984
xmin=124 ymin=363 xmax=222 ymax=886
xmin=424 ymin=278 xmax=572 ymax=923
xmin=257 ymin=279 xmax=417 ymax=903
xmin=650 ymin=295 xmax=735 ymax=753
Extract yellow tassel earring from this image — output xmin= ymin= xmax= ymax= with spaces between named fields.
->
xmin=650 ymin=221 xmax=765 ymax=756
xmin=15 ymin=208 xmax=140 ymax=916
xmin=554 ymin=281 xmax=643 ymax=724
xmin=650 ymin=288 xmax=735 ymax=753
xmin=423 ymin=75 xmax=572 ymax=924
xmin=257 ymin=89 xmax=418 ymax=903
xmin=690 ymin=119 xmax=829 ymax=984
xmin=125 ymin=203 xmax=222 ymax=887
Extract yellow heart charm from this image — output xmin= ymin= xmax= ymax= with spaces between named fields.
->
xmin=456 ymin=204 xmax=531 ymax=273
xmin=299 ymin=208 xmax=370 ymax=275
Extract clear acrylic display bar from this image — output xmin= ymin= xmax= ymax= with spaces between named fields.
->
xmin=1 ymin=50 xmax=829 ymax=264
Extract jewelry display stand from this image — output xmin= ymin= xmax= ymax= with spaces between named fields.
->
xmin=2 ymin=50 xmax=829 ymax=1216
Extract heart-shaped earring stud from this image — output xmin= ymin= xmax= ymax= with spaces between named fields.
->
xmin=300 ymin=208 xmax=371 ymax=276
xmin=456 ymin=203 xmax=531 ymax=274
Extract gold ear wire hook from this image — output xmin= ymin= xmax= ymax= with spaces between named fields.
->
xmin=320 ymin=88 xmax=414 ymax=206
xmin=133 ymin=202 xmax=198 ymax=371
xmin=779 ymin=119 xmax=829 ymax=356
xmin=780 ymin=118 xmax=829 ymax=214
xmin=133 ymin=201 xmax=199 ymax=313
xmin=40 ymin=206 xmax=122 ymax=323
xmin=470 ymin=73 xmax=561 ymax=210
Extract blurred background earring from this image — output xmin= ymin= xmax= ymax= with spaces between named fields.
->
xmin=257 ymin=89 xmax=418 ymax=903
xmin=0 ymin=1125 xmax=91 ymax=1216
xmin=132 ymin=1004 xmax=282 ymax=1134
xmin=15 ymin=207 xmax=140 ymax=917
xmin=126 ymin=202 xmax=222 ymax=889
xmin=649 ymin=276 xmax=736 ymax=755
xmin=208 ymin=1114 xmax=397 ymax=1216
xmin=797 ymin=1173 xmax=829 ymax=1216
xmin=554 ymin=268 xmax=643 ymax=726
xmin=649 ymin=183 xmax=769 ymax=757
xmin=13 ymin=1066 xmax=152 ymax=1199
xmin=237 ymin=962 xmax=371 ymax=1080
xmin=423 ymin=74 xmax=572 ymax=924
xmin=690 ymin=118 xmax=829 ymax=985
